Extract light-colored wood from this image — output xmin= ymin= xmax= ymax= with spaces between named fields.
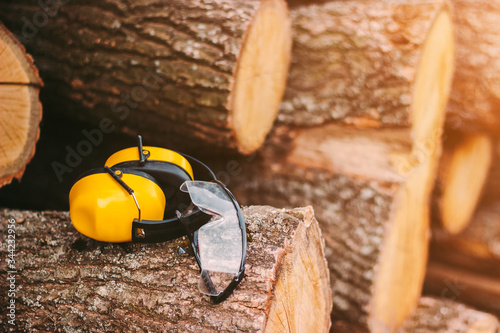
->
xmin=0 ymin=23 xmax=42 ymax=187
xmin=433 ymin=131 xmax=493 ymax=234
xmin=0 ymin=0 xmax=291 ymax=154
xmin=227 ymin=0 xmax=454 ymax=331
xmin=278 ymin=0 xmax=454 ymax=130
xmin=228 ymin=126 xmax=447 ymax=332
xmin=400 ymin=296 xmax=499 ymax=333
xmin=0 ymin=206 xmax=332 ymax=332
xmin=446 ymin=0 xmax=500 ymax=134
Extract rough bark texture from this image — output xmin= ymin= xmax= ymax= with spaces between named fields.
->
xmin=0 ymin=22 xmax=43 ymax=187
xmin=0 ymin=206 xmax=332 ymax=332
xmin=225 ymin=123 xmax=446 ymax=332
xmin=0 ymin=0 xmax=292 ymax=154
xmin=278 ymin=0 xmax=452 ymax=128
xmin=446 ymin=0 xmax=500 ymax=135
xmin=399 ymin=297 xmax=500 ymax=333
xmin=430 ymin=200 xmax=500 ymax=279
xmin=432 ymin=130 xmax=493 ymax=234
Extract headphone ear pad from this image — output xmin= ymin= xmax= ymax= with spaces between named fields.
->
xmin=69 ymin=168 xmax=166 ymax=243
xmin=109 ymin=161 xmax=192 ymax=219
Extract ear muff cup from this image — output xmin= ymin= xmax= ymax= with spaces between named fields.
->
xmin=69 ymin=168 xmax=166 ymax=243
xmin=105 ymin=147 xmax=194 ymax=219
xmin=109 ymin=160 xmax=192 ymax=219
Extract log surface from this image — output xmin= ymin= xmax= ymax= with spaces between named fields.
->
xmin=400 ymin=296 xmax=499 ymax=333
xmin=227 ymin=123 xmax=446 ymax=332
xmin=0 ymin=0 xmax=291 ymax=154
xmin=446 ymin=0 xmax=500 ymax=134
xmin=279 ymin=0 xmax=453 ymax=128
xmin=0 ymin=206 xmax=331 ymax=332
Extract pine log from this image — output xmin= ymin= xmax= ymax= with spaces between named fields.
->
xmin=0 ymin=206 xmax=332 ymax=332
xmin=424 ymin=261 xmax=500 ymax=317
xmin=432 ymin=130 xmax=493 ymax=234
xmin=0 ymin=23 xmax=43 ymax=187
xmin=399 ymin=296 xmax=500 ymax=333
xmin=430 ymin=200 xmax=500 ymax=279
xmin=445 ymin=0 xmax=500 ymax=134
xmin=278 ymin=0 xmax=454 ymax=130
xmin=0 ymin=0 xmax=292 ymax=154
xmin=227 ymin=124 xmax=448 ymax=331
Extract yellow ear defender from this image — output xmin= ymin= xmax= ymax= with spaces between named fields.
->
xmin=69 ymin=136 xmax=217 ymax=243
xmin=104 ymin=136 xmax=195 ymax=219
xmin=69 ymin=168 xmax=166 ymax=242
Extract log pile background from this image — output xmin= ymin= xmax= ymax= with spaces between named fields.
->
xmin=1 ymin=0 xmax=500 ymax=332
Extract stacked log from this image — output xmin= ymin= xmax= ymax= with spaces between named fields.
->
xmin=0 ymin=23 xmax=43 ymax=187
xmin=445 ymin=0 xmax=500 ymax=135
xmin=0 ymin=206 xmax=332 ymax=332
xmin=432 ymin=130 xmax=493 ymax=234
xmin=430 ymin=0 xmax=500 ymax=234
xmin=0 ymin=0 xmax=292 ymax=155
xmin=225 ymin=1 xmax=455 ymax=331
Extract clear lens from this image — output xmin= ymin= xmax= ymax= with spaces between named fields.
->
xmin=181 ymin=181 xmax=243 ymax=296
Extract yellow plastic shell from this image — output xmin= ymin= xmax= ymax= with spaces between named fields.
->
xmin=105 ymin=146 xmax=194 ymax=179
xmin=69 ymin=172 xmax=166 ymax=242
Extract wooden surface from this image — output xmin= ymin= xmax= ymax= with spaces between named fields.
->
xmin=227 ymin=125 xmax=447 ymax=332
xmin=224 ymin=1 xmax=454 ymax=328
xmin=432 ymin=130 xmax=493 ymax=233
xmin=0 ymin=206 xmax=332 ymax=332
xmin=446 ymin=0 xmax=500 ymax=135
xmin=0 ymin=23 xmax=43 ymax=187
xmin=278 ymin=0 xmax=454 ymax=130
xmin=400 ymin=296 xmax=499 ymax=333
xmin=0 ymin=0 xmax=292 ymax=154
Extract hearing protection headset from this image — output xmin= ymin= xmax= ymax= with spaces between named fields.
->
xmin=69 ymin=136 xmax=216 ymax=243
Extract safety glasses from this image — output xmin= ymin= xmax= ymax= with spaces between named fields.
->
xmin=179 ymin=180 xmax=247 ymax=304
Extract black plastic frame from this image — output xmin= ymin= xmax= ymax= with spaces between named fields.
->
xmin=179 ymin=180 xmax=247 ymax=304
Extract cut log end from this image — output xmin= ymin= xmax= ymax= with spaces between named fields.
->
xmin=412 ymin=8 xmax=454 ymax=143
xmin=0 ymin=23 xmax=43 ymax=187
xmin=371 ymin=6 xmax=454 ymax=331
xmin=230 ymin=0 xmax=291 ymax=155
xmin=437 ymin=132 xmax=493 ymax=234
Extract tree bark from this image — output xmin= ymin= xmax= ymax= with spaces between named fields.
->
xmin=0 ymin=206 xmax=332 ymax=332
xmin=446 ymin=0 xmax=500 ymax=135
xmin=0 ymin=23 xmax=43 ymax=187
xmin=432 ymin=130 xmax=493 ymax=234
xmin=278 ymin=0 xmax=454 ymax=131
xmin=399 ymin=296 xmax=499 ymax=333
xmin=226 ymin=122 xmax=448 ymax=332
xmin=0 ymin=0 xmax=292 ymax=154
